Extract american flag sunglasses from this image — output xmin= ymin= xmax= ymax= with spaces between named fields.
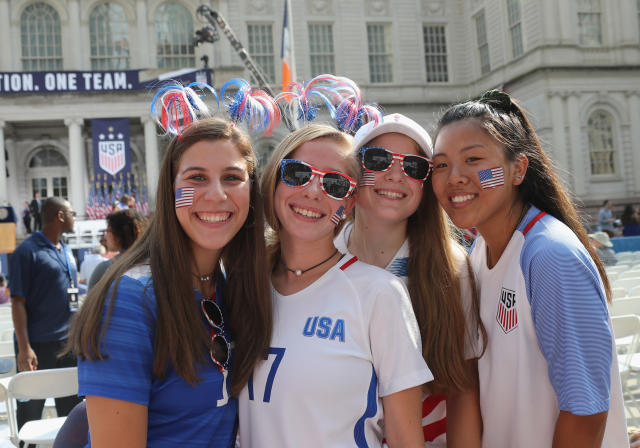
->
xmin=201 ymin=298 xmax=230 ymax=371
xmin=359 ymin=146 xmax=433 ymax=182
xmin=279 ymin=159 xmax=356 ymax=200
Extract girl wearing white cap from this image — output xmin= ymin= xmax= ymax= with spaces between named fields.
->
xmin=334 ymin=113 xmax=486 ymax=447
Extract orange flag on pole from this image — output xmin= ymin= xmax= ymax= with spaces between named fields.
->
xmin=281 ymin=0 xmax=295 ymax=92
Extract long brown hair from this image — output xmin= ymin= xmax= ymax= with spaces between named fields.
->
xmin=260 ymin=124 xmax=357 ymax=268
xmin=355 ymin=135 xmax=485 ymax=392
xmin=408 ymin=184 xmax=485 ymax=392
xmin=68 ymin=118 xmax=272 ymax=396
xmin=435 ymin=91 xmax=612 ymax=302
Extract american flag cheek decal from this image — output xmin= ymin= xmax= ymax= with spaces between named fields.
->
xmin=175 ymin=187 xmax=195 ymax=208
xmin=330 ymin=205 xmax=346 ymax=226
xmin=478 ymin=167 xmax=505 ymax=189
xmin=359 ymin=171 xmax=376 ymax=187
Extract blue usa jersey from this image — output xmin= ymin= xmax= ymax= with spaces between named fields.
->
xmin=238 ymin=254 xmax=431 ymax=448
xmin=78 ymin=265 xmax=237 ymax=448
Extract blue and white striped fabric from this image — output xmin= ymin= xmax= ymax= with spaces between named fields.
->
xmin=520 ymin=208 xmax=612 ymax=414
xmin=471 ymin=205 xmax=627 ymax=447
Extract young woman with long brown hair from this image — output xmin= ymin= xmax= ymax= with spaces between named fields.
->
xmin=431 ymin=90 xmax=627 ymax=447
xmin=68 ymin=117 xmax=272 ymax=447
xmin=238 ymin=124 xmax=430 ymax=447
xmin=334 ymin=113 xmax=485 ymax=447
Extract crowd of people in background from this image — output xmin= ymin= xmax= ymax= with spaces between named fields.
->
xmin=0 ymin=78 xmax=636 ymax=447
xmin=598 ymin=199 xmax=640 ymax=238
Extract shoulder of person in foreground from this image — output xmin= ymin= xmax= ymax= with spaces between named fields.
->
xmin=521 ymin=214 xmax=612 ymax=416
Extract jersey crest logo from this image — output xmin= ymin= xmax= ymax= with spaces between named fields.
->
xmin=496 ymin=287 xmax=518 ymax=333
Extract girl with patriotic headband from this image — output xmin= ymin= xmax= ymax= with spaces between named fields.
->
xmin=431 ymin=90 xmax=627 ymax=447
xmin=238 ymin=120 xmax=430 ymax=446
xmin=334 ymin=112 xmax=486 ymax=447
xmin=68 ymin=80 xmax=274 ymax=447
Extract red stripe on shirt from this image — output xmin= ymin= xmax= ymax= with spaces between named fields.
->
xmin=424 ymin=417 xmax=447 ymax=442
xmin=523 ymin=211 xmax=546 ymax=236
xmin=339 ymin=256 xmax=358 ymax=271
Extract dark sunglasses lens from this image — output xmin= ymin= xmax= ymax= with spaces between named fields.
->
xmin=202 ymin=300 xmax=223 ymax=327
xmin=211 ymin=335 xmax=229 ymax=364
xmin=403 ymin=156 xmax=430 ymax=180
xmin=363 ymin=147 xmax=393 ymax=171
xmin=282 ymin=162 xmax=312 ymax=187
xmin=322 ymin=173 xmax=351 ymax=199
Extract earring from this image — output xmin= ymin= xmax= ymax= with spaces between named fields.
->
xmin=515 ymin=176 xmax=522 ymax=182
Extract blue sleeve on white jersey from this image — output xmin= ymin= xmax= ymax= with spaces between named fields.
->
xmin=78 ymin=274 xmax=156 ymax=406
xmin=521 ymin=226 xmax=612 ymax=415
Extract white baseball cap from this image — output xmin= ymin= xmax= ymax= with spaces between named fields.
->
xmin=353 ymin=113 xmax=433 ymax=158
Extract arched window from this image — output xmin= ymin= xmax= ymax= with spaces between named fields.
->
xmin=89 ymin=2 xmax=130 ymax=70
xmin=587 ymin=110 xmax=617 ymax=175
xmin=29 ymin=147 xmax=67 ymax=167
xmin=28 ymin=147 xmax=69 ymax=199
xmin=21 ymin=3 xmax=63 ymax=70
xmin=155 ymin=3 xmax=195 ymax=69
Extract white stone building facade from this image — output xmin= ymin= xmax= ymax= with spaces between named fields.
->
xmin=0 ymin=0 xmax=639 ymax=233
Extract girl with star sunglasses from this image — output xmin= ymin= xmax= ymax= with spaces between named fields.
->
xmin=238 ymin=124 xmax=430 ymax=447
xmin=334 ymin=113 xmax=487 ymax=447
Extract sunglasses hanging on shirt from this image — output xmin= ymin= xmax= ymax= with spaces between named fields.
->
xmin=359 ymin=146 xmax=432 ymax=182
xmin=279 ymin=159 xmax=356 ymax=200
xmin=201 ymin=298 xmax=230 ymax=371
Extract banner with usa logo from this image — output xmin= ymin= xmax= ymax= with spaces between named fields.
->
xmin=92 ymin=118 xmax=131 ymax=182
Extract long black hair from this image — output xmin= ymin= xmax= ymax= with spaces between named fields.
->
xmin=435 ymin=90 xmax=611 ymax=301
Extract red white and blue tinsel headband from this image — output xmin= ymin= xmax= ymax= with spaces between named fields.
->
xmin=220 ymin=78 xmax=281 ymax=136
xmin=150 ymin=79 xmax=280 ymax=137
xmin=275 ymin=74 xmax=382 ymax=134
xmin=151 ymin=82 xmax=219 ymax=137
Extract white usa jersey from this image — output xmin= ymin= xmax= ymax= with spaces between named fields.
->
xmin=238 ymin=254 xmax=432 ymax=448
xmin=471 ymin=206 xmax=627 ymax=448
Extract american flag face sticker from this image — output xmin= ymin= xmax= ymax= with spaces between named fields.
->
xmin=359 ymin=170 xmax=376 ymax=187
xmin=330 ymin=205 xmax=345 ymax=226
xmin=496 ymin=287 xmax=518 ymax=333
xmin=175 ymin=187 xmax=195 ymax=208
xmin=478 ymin=167 xmax=505 ymax=189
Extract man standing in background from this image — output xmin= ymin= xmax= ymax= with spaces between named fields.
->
xmin=29 ymin=192 xmax=42 ymax=232
xmin=10 ymin=197 xmax=82 ymax=440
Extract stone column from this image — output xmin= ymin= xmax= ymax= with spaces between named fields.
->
xmin=66 ymin=0 xmax=82 ymax=69
xmin=557 ymin=1 xmax=574 ymax=44
xmin=142 ymin=116 xmax=159 ymax=209
xmin=548 ymin=93 xmax=569 ymax=177
xmin=0 ymin=0 xmax=12 ymax=69
xmin=0 ymin=121 xmax=6 ymax=203
xmin=627 ymin=92 xmax=640 ymax=194
xmin=136 ymin=1 xmax=150 ymax=68
xmin=65 ymin=118 xmax=86 ymax=216
xmin=566 ymin=92 xmax=586 ymax=196
xmin=541 ymin=0 xmax=561 ymax=44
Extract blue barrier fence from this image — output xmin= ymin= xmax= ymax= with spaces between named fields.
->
xmin=611 ymin=236 xmax=640 ymax=253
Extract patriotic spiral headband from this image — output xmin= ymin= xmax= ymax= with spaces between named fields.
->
xmin=276 ymin=74 xmax=382 ymax=133
xmin=150 ymin=79 xmax=280 ymax=137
